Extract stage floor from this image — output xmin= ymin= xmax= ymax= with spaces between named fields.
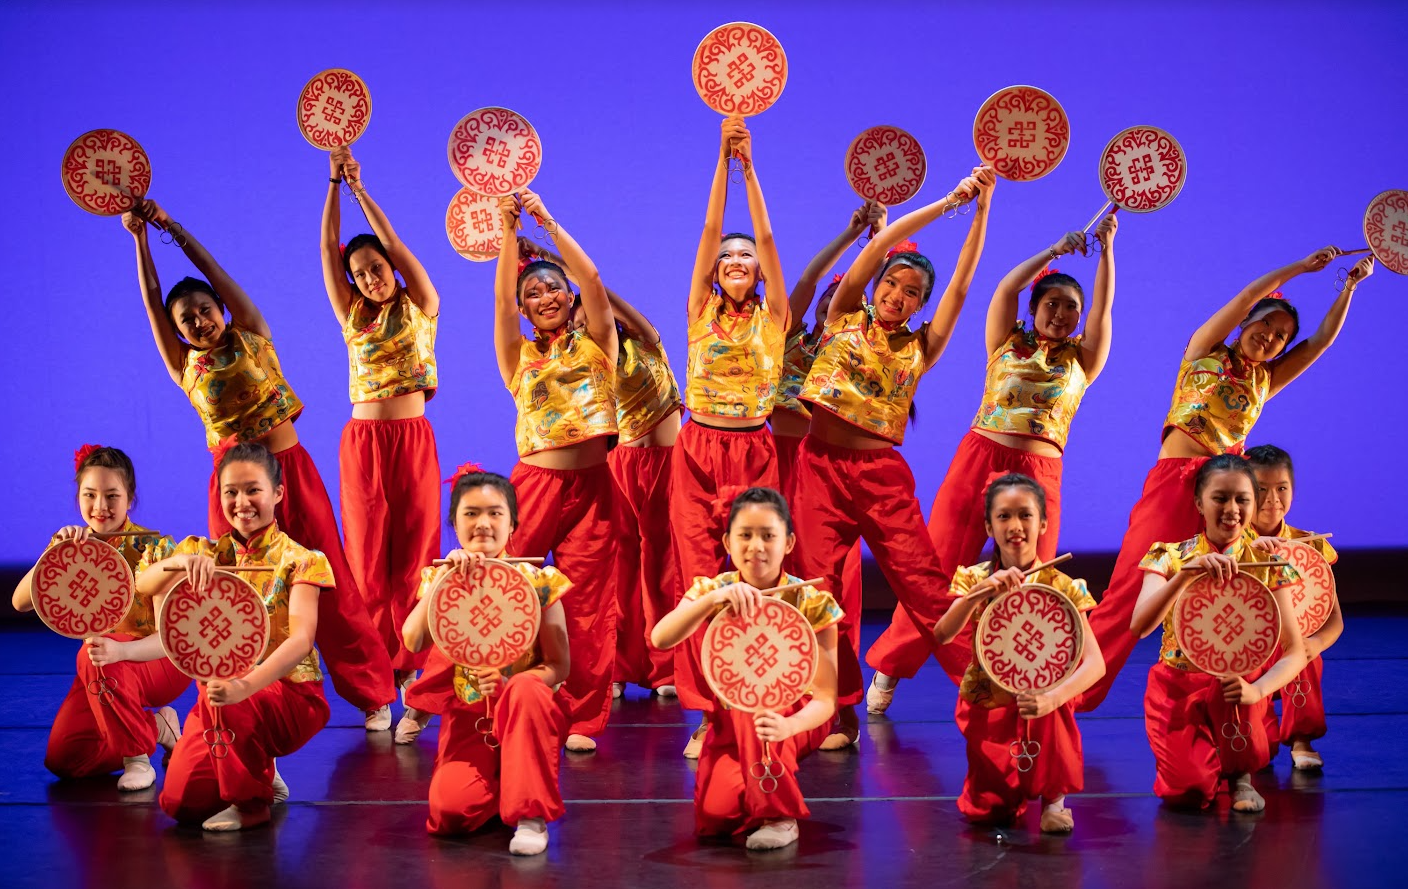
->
xmin=1 ymin=609 xmax=1402 ymax=889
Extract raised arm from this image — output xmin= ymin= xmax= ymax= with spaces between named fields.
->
xmin=787 ymin=201 xmax=881 ymax=334
xmin=1267 ymin=256 xmax=1371 ymax=397
xmin=732 ymin=121 xmax=788 ymax=330
xmin=984 ymin=230 xmax=1086 ymax=354
xmin=341 ymin=148 xmax=440 ymax=318
xmin=320 ymin=150 xmax=354 ymax=326
xmin=122 ymin=212 xmax=185 ymax=385
xmin=493 ymin=197 xmax=524 ymax=387
xmin=1184 ymin=246 xmax=1338 ymax=361
xmin=519 ymin=189 xmax=616 ymax=365
xmin=517 ymin=236 xmax=655 ymax=343
xmin=922 ymin=168 xmax=996 ymax=366
xmin=688 ymin=118 xmax=739 ymax=321
xmin=1079 ymin=214 xmax=1119 ymax=383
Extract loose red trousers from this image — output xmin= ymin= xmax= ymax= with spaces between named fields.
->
xmin=609 ymin=444 xmax=677 ymax=688
xmin=955 ymin=696 xmax=1084 ymax=823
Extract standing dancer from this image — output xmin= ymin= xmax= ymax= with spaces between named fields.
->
xmin=140 ymin=442 xmax=332 ymax=831
xmin=122 ymin=201 xmax=395 ymax=729
xmin=321 ymin=146 xmax=442 ymax=743
xmin=1246 ymin=444 xmax=1342 ymax=770
xmin=1130 ymin=455 xmax=1307 ymax=812
xmin=792 ymin=166 xmax=995 ymax=747
xmin=493 ymin=190 xmax=618 ymax=753
xmin=12 ymin=445 xmax=186 ymax=790
xmin=1081 ymin=251 xmax=1373 ymax=710
xmin=672 ymin=116 xmax=789 ymax=756
xmin=867 ymin=214 xmax=1118 ymax=712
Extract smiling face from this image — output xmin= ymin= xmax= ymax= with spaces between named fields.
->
xmin=1236 ymin=310 xmax=1296 ymax=363
xmin=219 ymin=460 xmax=283 ymax=540
xmin=985 ymin=487 xmax=1046 ymax=569
xmin=170 ymin=291 xmax=227 ymax=349
xmin=453 ymin=485 xmax=514 ymax=556
xmin=519 ymin=269 xmax=573 ymax=332
xmin=715 ymin=237 xmax=760 ymax=299
xmin=77 ymin=466 xmax=131 ymax=534
xmin=722 ymin=502 xmax=794 ymax=589
xmin=872 ymin=263 xmax=928 ymax=325
xmin=347 ymin=245 xmax=396 ymax=302
xmin=1253 ymin=465 xmax=1294 ymax=536
xmin=1032 ymin=284 xmax=1083 ymax=340
xmin=1196 ymin=469 xmax=1257 ymax=549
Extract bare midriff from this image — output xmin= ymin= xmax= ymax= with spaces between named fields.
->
xmin=972 ymin=428 xmax=1063 ymax=459
xmin=769 ymin=410 xmax=810 ymax=439
xmin=261 ymin=420 xmax=301 ymax=454
xmin=1157 ymin=426 xmax=1218 ymax=460
xmin=620 ymin=408 xmax=682 ymax=448
xmin=808 ymin=408 xmax=893 ymax=451
xmin=352 ymin=390 xmax=426 ymax=421
xmin=521 ymin=436 xmax=610 ymax=470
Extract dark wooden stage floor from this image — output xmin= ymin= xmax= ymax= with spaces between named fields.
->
xmin=2 ymin=609 xmax=1403 ymax=889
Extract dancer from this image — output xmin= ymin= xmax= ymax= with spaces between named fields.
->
xmin=651 ymin=487 xmax=841 ymax=851
xmin=321 ymin=146 xmax=442 ymax=743
xmin=867 ymin=214 xmax=1117 ymax=712
xmin=12 ymin=445 xmax=185 ymax=790
xmin=122 ymin=200 xmax=395 ymax=729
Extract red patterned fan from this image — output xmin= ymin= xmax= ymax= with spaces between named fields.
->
xmin=844 ymin=126 xmax=927 ymax=207
xmin=976 ymin=583 xmax=1084 ymax=696
xmin=1363 ymin=189 xmax=1408 ymax=276
xmin=972 ymin=86 xmax=1070 ymax=183
xmin=1098 ymin=125 xmax=1187 ymax=213
xmin=1276 ymin=540 xmax=1337 ymax=638
xmin=445 ymin=188 xmax=502 ymax=263
xmin=296 ymin=68 xmax=372 ymax=150
xmin=60 ymin=129 xmax=151 ymax=216
xmin=691 ymin=22 xmax=787 ymax=117
xmin=1173 ymin=571 xmax=1281 ymax=679
xmin=31 ymin=538 xmax=134 ymax=641
xmin=447 ymin=107 xmax=542 ymax=198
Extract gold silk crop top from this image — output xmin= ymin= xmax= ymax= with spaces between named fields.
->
xmin=971 ymin=324 xmax=1089 ymax=451
xmin=684 ymin=293 xmax=786 ymax=420
xmin=614 ymin=331 xmax=681 ymax=444
xmin=799 ymin=305 xmax=926 ymax=445
xmin=1163 ymin=344 xmax=1270 ymax=455
xmin=182 ymin=326 xmax=304 ymax=448
xmin=510 ymin=328 xmax=617 ymax=457
xmin=343 ymin=291 xmax=438 ymax=404
xmin=773 ymin=328 xmax=822 ymax=418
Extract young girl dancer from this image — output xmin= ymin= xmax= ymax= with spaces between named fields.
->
xmin=1130 ymin=454 xmax=1308 ymax=812
xmin=1082 ymin=251 xmax=1373 ymax=710
xmin=12 ymin=445 xmax=185 ymax=790
xmin=868 ymin=215 xmax=1117 ymax=712
xmin=652 ymin=487 xmax=841 ymax=851
xmin=321 ymin=146 xmax=442 ymax=741
xmin=122 ymin=201 xmax=395 ymax=729
xmin=139 ymin=442 xmax=332 ymax=831
xmin=933 ymin=474 xmax=1103 ymax=833
xmin=402 ymin=468 xmax=571 ymax=856
xmin=493 ymin=190 xmax=618 ymax=752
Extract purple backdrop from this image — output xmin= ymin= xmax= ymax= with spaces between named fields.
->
xmin=4 ymin=1 xmax=1405 ymax=563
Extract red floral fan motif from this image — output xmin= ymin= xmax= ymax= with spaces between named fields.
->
xmin=159 ymin=571 xmax=270 ymax=682
xmin=702 ymin=596 xmax=817 ymax=713
xmin=844 ymin=126 xmax=927 ymax=206
xmin=447 ymin=107 xmax=542 ymax=198
xmin=60 ymin=129 xmax=151 ymax=216
xmin=1276 ymin=541 xmax=1337 ymax=638
xmin=428 ymin=560 xmax=541 ymax=670
xmin=976 ymin=583 xmax=1084 ymax=695
xmin=972 ymin=86 xmax=1070 ymax=182
xmin=31 ymin=538 xmax=134 ymax=639
xmin=692 ymin=22 xmax=788 ymax=117
xmin=445 ymin=188 xmax=502 ymax=263
xmin=296 ymin=68 xmax=372 ymax=150
xmin=1364 ymin=189 xmax=1408 ymax=276
xmin=1099 ymin=125 xmax=1187 ymax=212
xmin=1173 ymin=572 xmax=1280 ymax=678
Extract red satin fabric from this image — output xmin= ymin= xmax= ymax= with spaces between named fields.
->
xmin=695 ymin=701 xmax=829 ymax=837
xmin=609 ymin=444 xmax=678 ymax=688
xmin=954 ymin=698 xmax=1084 ymax=823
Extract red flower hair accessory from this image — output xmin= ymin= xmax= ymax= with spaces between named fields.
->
xmin=886 ymin=239 xmax=920 ymax=258
xmin=339 ymin=242 xmax=347 ymax=258
xmin=711 ymin=484 xmax=751 ymax=527
xmin=831 ymin=273 xmax=844 ymax=284
xmin=209 ymin=434 xmax=239 ymax=470
xmin=982 ymin=470 xmax=1009 ymax=494
xmin=444 ymin=461 xmax=485 ymax=487
xmin=73 ymin=444 xmax=102 ymax=473
xmin=1031 ymin=266 xmax=1059 ymax=290
xmin=1266 ymin=290 xmax=1285 ymax=300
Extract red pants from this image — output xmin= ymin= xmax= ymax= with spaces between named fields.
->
xmin=609 ymin=444 xmax=678 ymax=688
xmin=955 ymin=697 xmax=1084 ymax=823
xmin=339 ymin=416 xmax=441 ymax=673
xmin=1143 ymin=663 xmax=1270 ymax=808
xmin=867 ymin=431 xmax=1064 ymax=684
xmin=695 ymin=701 xmax=829 ymax=837
xmin=1080 ymin=457 xmax=1203 ymax=711
xmin=508 ymin=462 xmax=618 ymax=738
xmin=208 ymin=442 xmax=395 ymax=711
xmin=427 ymin=674 xmax=569 ymax=834
xmin=1275 ymin=656 xmax=1327 ymax=744
xmin=791 ymin=437 xmax=950 ymax=706
xmin=159 ymin=678 xmax=328 ymax=824
xmin=45 ymin=637 xmax=191 ymax=778
xmin=668 ymin=421 xmax=780 ymax=713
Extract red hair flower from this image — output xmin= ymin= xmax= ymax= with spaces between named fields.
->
xmin=444 ymin=461 xmax=485 ymax=487
xmin=886 ymin=239 xmax=920 ymax=258
xmin=208 ymin=434 xmax=240 ymax=470
xmin=711 ymin=484 xmax=751 ymax=527
xmin=339 ymin=242 xmax=347 ymax=258
xmin=1031 ymin=266 xmax=1059 ymax=290
xmin=1266 ymin=290 xmax=1285 ymax=300
xmin=73 ymin=443 xmax=103 ymax=473
xmin=982 ymin=470 xmax=1009 ymax=494
xmin=831 ymin=273 xmax=844 ymax=284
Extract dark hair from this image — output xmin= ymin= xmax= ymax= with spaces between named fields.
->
xmin=75 ymin=446 xmax=136 ymax=501
xmin=1245 ymin=444 xmax=1295 ymax=486
xmin=984 ymin=473 xmax=1047 ymax=521
xmin=218 ymin=441 xmax=282 ymax=488
xmin=720 ymin=232 xmax=756 ymax=246
xmin=342 ymin=233 xmax=392 ymax=286
xmin=447 ymin=471 xmax=519 ymax=530
xmin=878 ymin=252 xmax=937 ymax=306
xmin=726 ymin=486 xmax=794 ymax=535
xmin=163 ymin=277 xmax=225 ymax=326
xmin=1193 ymin=453 xmax=1258 ymax=499
xmin=1240 ymin=297 xmax=1301 ymax=352
xmin=1028 ymin=272 xmax=1085 ymax=316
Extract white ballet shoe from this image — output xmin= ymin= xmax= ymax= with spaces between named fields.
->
xmin=271 ymin=763 xmax=289 ymax=805
xmin=201 ymin=802 xmax=271 ymax=832
xmin=364 ymin=705 xmax=392 ymax=732
xmin=866 ymin=673 xmax=897 ymax=715
xmin=745 ymin=818 xmax=799 ymax=850
xmin=155 ymin=706 xmax=181 ymax=753
xmin=509 ymin=817 xmax=549 ymax=855
xmin=1231 ymin=776 xmax=1265 ymax=813
xmin=1291 ymin=748 xmax=1324 ymax=771
xmin=682 ymin=721 xmax=707 ymax=759
xmin=117 ymin=755 xmax=155 ymax=792
xmin=394 ymin=708 xmax=431 ymax=745
xmin=653 ymin=684 xmax=677 ymax=698
xmin=612 ymin=682 xmax=624 ymax=699
xmin=1040 ymin=801 xmax=1074 ymax=833
xmin=565 ymin=733 xmax=597 ymax=753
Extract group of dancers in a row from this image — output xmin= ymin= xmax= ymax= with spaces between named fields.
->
xmin=13 ymin=115 xmax=1367 ymax=852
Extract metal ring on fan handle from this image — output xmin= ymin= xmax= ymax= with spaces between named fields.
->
xmin=85 ymin=669 xmax=117 ymax=708
xmin=749 ymin=741 xmax=785 ymax=794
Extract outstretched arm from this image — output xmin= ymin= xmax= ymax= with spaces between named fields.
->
xmin=320 ymin=151 xmax=353 ymax=326
xmin=688 ymin=118 xmax=739 ymax=321
xmin=787 ymin=201 xmax=882 ymax=334
xmin=493 ymin=197 xmax=524 ymax=387
xmin=922 ymin=168 xmax=996 ymax=366
xmin=122 ymin=212 xmax=185 ymax=385
xmin=733 ymin=121 xmax=788 ymax=330
xmin=1267 ymin=256 xmax=1371 ymax=397
xmin=1079 ymin=214 xmax=1119 ymax=383
xmin=1184 ymin=246 xmax=1338 ymax=361
xmin=342 ymin=148 xmax=441 ymax=318
xmin=519 ymin=189 xmax=616 ymax=365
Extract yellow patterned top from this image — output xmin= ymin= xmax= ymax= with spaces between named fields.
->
xmin=172 ymin=523 xmax=332 ymax=682
xmin=1139 ymin=533 xmax=1297 ymax=672
xmin=1163 ymin=344 xmax=1270 ymax=455
xmin=971 ymin=323 xmax=1089 ymax=451
xmin=509 ymin=328 xmax=617 ymax=456
xmin=773 ymin=328 xmax=822 ymax=418
xmin=800 ymin=305 xmax=925 ymax=445
xmin=343 ymin=290 xmax=438 ymax=404
xmin=615 ymin=331 xmax=681 ymax=444
xmin=1271 ymin=521 xmax=1338 ymax=564
xmin=49 ymin=519 xmax=174 ymax=638
xmin=182 ymin=326 xmax=304 ymax=448
xmin=950 ymin=562 xmax=1095 ymax=708
xmin=414 ymin=561 xmax=573 ymax=707
xmin=684 ymin=293 xmax=786 ymax=420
